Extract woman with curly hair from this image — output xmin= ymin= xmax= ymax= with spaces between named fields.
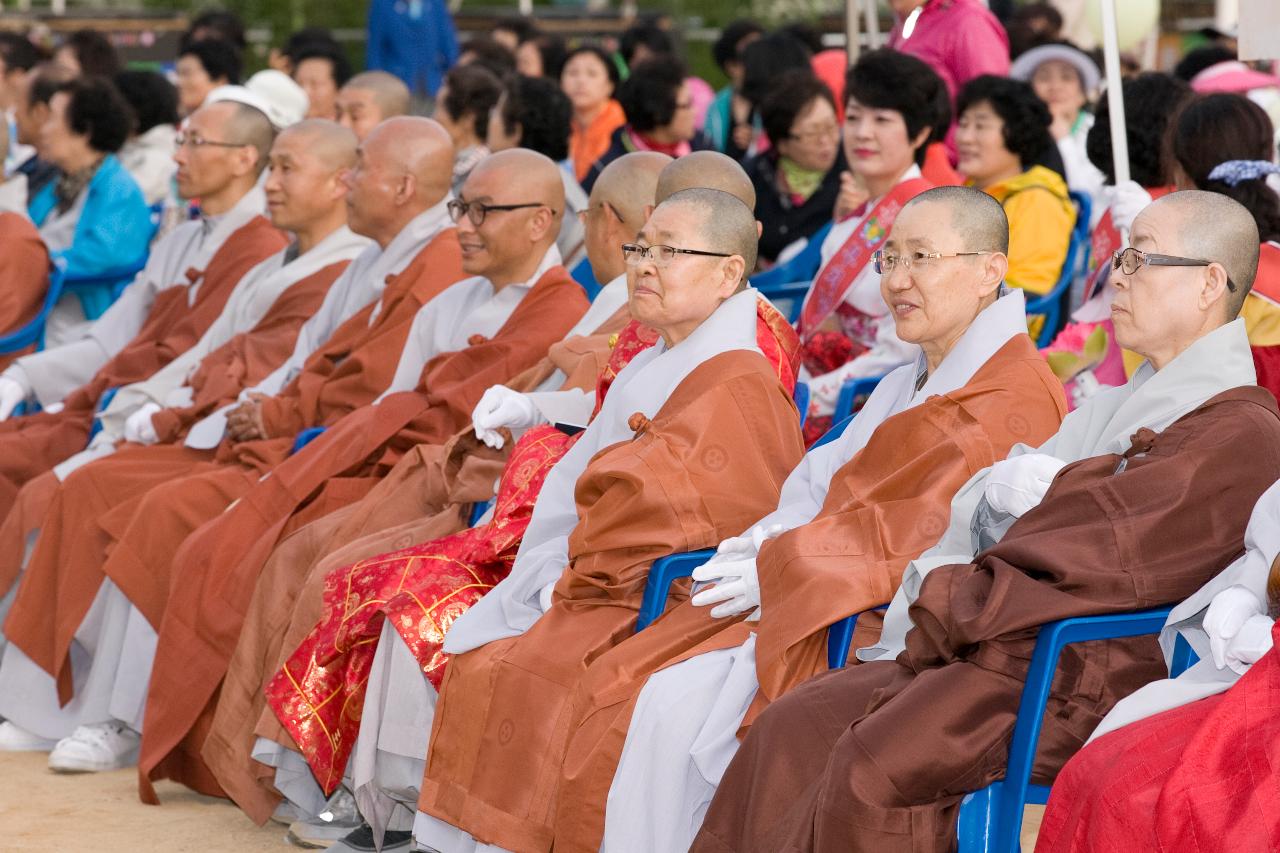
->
xmin=955 ymin=74 xmax=1074 ymax=295
xmin=30 ymin=76 xmax=152 ymax=344
xmin=434 ymin=63 xmax=502 ymax=192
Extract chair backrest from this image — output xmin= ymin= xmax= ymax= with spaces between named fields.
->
xmin=793 ymin=381 xmax=810 ymax=428
xmin=0 ymin=257 xmax=66 ymax=354
xmin=1025 ymin=190 xmax=1093 ymax=348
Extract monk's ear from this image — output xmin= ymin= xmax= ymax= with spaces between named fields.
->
xmin=394 ymin=172 xmax=416 ymax=206
xmin=978 ymin=251 xmax=1008 ymax=298
xmin=716 ymin=255 xmax=746 ymax=299
xmin=1198 ymin=261 xmax=1232 ymax=315
xmin=527 ymin=205 xmax=556 ymax=242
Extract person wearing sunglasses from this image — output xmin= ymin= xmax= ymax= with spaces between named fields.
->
xmin=697 ymin=189 xmax=1280 ymax=853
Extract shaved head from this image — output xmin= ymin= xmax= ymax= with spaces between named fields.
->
xmin=655 ymin=151 xmax=756 ymax=211
xmin=466 ymin=147 xmax=566 ymax=229
xmin=1155 ymin=190 xmax=1261 ymax=318
xmin=343 ymin=71 xmax=411 ymax=118
xmin=277 ymin=119 xmax=357 ymax=171
xmin=659 ymin=187 xmax=759 ymax=285
xmin=366 ymin=116 xmax=455 ymax=208
xmin=903 ymin=186 xmax=1010 ymax=254
xmin=221 ymin=101 xmax=277 ymax=176
xmin=593 ymin=151 xmax=670 ymax=232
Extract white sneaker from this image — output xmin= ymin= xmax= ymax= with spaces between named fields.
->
xmin=0 ymin=720 xmax=58 ymax=752
xmin=47 ymin=722 xmax=140 ymax=773
xmin=287 ymin=787 xmax=362 ymax=848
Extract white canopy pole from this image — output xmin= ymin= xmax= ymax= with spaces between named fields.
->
xmin=846 ymin=0 xmax=862 ymax=63
xmin=863 ymin=0 xmax=881 ymax=50
xmin=1099 ymin=0 xmax=1131 ymax=186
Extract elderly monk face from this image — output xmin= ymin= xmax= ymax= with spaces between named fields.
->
xmin=342 ymin=125 xmax=403 ymax=239
xmin=173 ymin=101 xmax=254 ymax=201
xmin=263 ymin=126 xmax=348 ymax=233
xmin=1110 ymin=201 xmax=1233 ymax=366
xmin=626 ymin=200 xmax=742 ymax=346
xmin=878 ymin=199 xmax=1004 ymax=361
xmin=336 ymin=86 xmax=383 ymax=141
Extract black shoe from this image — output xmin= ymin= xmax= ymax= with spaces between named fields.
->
xmin=325 ymin=823 xmax=413 ymax=852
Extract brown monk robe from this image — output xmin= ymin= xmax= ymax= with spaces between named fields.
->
xmin=694 ymin=390 xmax=1280 ymax=853
xmin=0 ymin=210 xmax=52 ymax=370
xmin=694 ymin=191 xmax=1280 ymax=853
xmin=135 ymin=149 xmax=588 ymax=802
xmin=199 ymin=150 xmax=679 ymax=822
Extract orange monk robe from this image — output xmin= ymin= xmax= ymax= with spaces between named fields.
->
xmin=0 ymin=215 xmax=286 ymax=521
xmin=419 ymin=349 xmax=805 ymax=853
xmin=0 ymin=231 xmax=463 ymax=705
xmin=201 ymin=316 xmax=634 ymax=823
xmin=549 ymin=335 xmax=1067 ymax=851
xmin=136 ymin=266 xmax=588 ymax=802
xmin=261 ymin=304 xmax=801 ymax=805
xmin=0 ymin=211 xmax=52 ymax=371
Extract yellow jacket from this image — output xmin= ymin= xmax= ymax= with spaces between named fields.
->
xmin=977 ymin=166 xmax=1075 ymax=296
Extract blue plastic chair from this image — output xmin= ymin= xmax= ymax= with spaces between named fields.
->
xmin=1024 ymin=191 xmax=1092 ymax=349
xmin=0 ymin=259 xmax=65 ymax=355
xmin=62 ymin=257 xmax=150 ymax=323
xmin=751 ymin=221 xmax=829 ymax=323
xmin=569 ymin=256 xmax=601 ymax=301
xmin=953 ymin=606 xmax=1174 ymax=852
xmin=825 ymin=604 xmax=889 ymax=670
xmin=793 ymin=382 xmax=810 ymax=429
xmin=468 ymin=499 xmax=493 ymax=526
xmin=87 ymin=386 xmax=120 ymax=442
xmin=290 ymin=426 xmax=328 ymax=455
xmin=634 ymin=411 xmax=857 ymax=633
xmin=833 ymin=373 xmax=887 ymax=422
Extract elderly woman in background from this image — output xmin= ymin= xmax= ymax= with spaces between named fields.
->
xmin=581 ymin=58 xmax=704 ymax=193
xmin=1011 ymin=41 xmax=1106 ymax=216
xmin=746 ymin=70 xmax=843 ymax=266
xmin=515 ymin=32 xmax=567 ymax=81
xmin=175 ymin=38 xmax=241 ymax=116
xmin=292 ymin=41 xmax=351 ymax=120
xmin=488 ymin=73 xmax=589 ymax=268
xmin=112 ymin=70 xmax=179 ymax=206
xmin=30 ymin=76 xmax=152 ymax=344
xmin=434 ymin=63 xmax=503 ymax=192
xmin=955 ymin=74 xmax=1074 ymax=296
xmin=561 ymin=45 xmax=625 ymax=185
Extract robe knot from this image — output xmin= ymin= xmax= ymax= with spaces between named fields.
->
xmin=627 ymin=412 xmax=651 ymax=435
xmin=1124 ymin=427 xmax=1159 ymax=457
xmin=468 ymin=334 xmax=488 ymax=346
xmin=184 ymin=266 xmax=203 ymax=284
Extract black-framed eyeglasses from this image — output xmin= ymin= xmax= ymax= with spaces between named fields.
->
xmin=173 ymin=133 xmax=251 ymax=151
xmin=447 ymin=199 xmax=550 ymax=226
xmin=1112 ymin=247 xmax=1236 ymax=292
xmin=872 ymin=250 xmax=989 ymax=274
xmin=621 ymin=242 xmax=733 ymax=268
xmin=577 ymin=202 xmax=620 ymax=223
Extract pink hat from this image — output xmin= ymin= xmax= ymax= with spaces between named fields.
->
xmin=1191 ymin=61 xmax=1280 ymax=94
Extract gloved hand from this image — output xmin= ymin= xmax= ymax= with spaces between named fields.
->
xmin=0 ymin=376 xmax=28 ymax=421
xmin=691 ymin=554 xmax=760 ymax=619
xmin=124 ymin=402 xmax=162 ymax=444
xmin=1205 ymin=585 xmax=1274 ymax=674
xmin=1107 ymin=180 xmax=1152 ymax=234
xmin=472 ymin=385 xmax=544 ymax=450
xmin=984 ymin=453 xmax=1068 ymax=518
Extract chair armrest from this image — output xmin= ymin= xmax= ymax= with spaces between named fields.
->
xmin=636 ymin=549 xmax=716 ymax=632
xmin=290 ymin=426 xmax=327 ymax=455
xmin=468 ymin=499 xmax=493 ymax=527
xmin=827 ymin=604 xmax=889 ymax=669
xmin=834 ymin=374 xmax=886 ymax=421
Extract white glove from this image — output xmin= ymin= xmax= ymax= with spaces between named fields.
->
xmin=471 ymin=385 xmax=545 ymax=450
xmin=1204 ymin=585 xmax=1274 ymax=675
xmin=0 ymin=376 xmax=28 ymax=421
xmin=691 ymin=554 xmax=760 ymax=618
xmin=984 ymin=453 xmax=1068 ymax=518
xmin=1107 ymin=180 xmax=1152 ymax=234
xmin=124 ymin=402 xmax=162 ymax=444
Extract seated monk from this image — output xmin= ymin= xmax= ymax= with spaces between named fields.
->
xmin=1035 ymin=479 xmax=1280 ymax=852
xmin=0 ymin=118 xmax=52 ymax=371
xmin=691 ymin=190 xmax=1280 ymax=853
xmin=336 ymin=71 xmax=411 ymax=142
xmin=0 ymin=119 xmax=368 ymax=763
xmin=0 ymin=117 xmax=466 ymax=764
xmin=549 ymin=187 xmax=1069 ymax=853
xmin=0 ymin=98 xmax=286 ymax=522
xmin=199 ymin=150 xmax=677 ymax=829
xmin=414 ymin=188 xmax=806 ymax=853
xmin=129 ymin=148 xmax=588 ymax=803
xmin=243 ymin=154 xmax=800 ymax=848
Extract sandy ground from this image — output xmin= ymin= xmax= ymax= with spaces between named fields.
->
xmin=0 ymin=751 xmax=286 ymax=852
xmin=0 ymin=749 xmax=1045 ymax=851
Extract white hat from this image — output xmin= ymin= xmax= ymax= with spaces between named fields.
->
xmin=1010 ymin=44 xmax=1101 ymax=95
xmin=246 ymin=70 xmax=310 ymax=128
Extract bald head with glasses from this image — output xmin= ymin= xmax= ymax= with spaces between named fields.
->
xmin=1109 ymin=190 xmax=1261 ymax=371
xmin=173 ymin=99 xmax=275 ymax=214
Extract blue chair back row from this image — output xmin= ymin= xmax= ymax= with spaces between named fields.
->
xmin=0 ymin=259 xmax=65 ymax=355
xmin=1024 ymin=190 xmax=1093 ymax=348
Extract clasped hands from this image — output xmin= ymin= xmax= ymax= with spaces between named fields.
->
xmin=225 ymin=392 xmax=268 ymax=442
